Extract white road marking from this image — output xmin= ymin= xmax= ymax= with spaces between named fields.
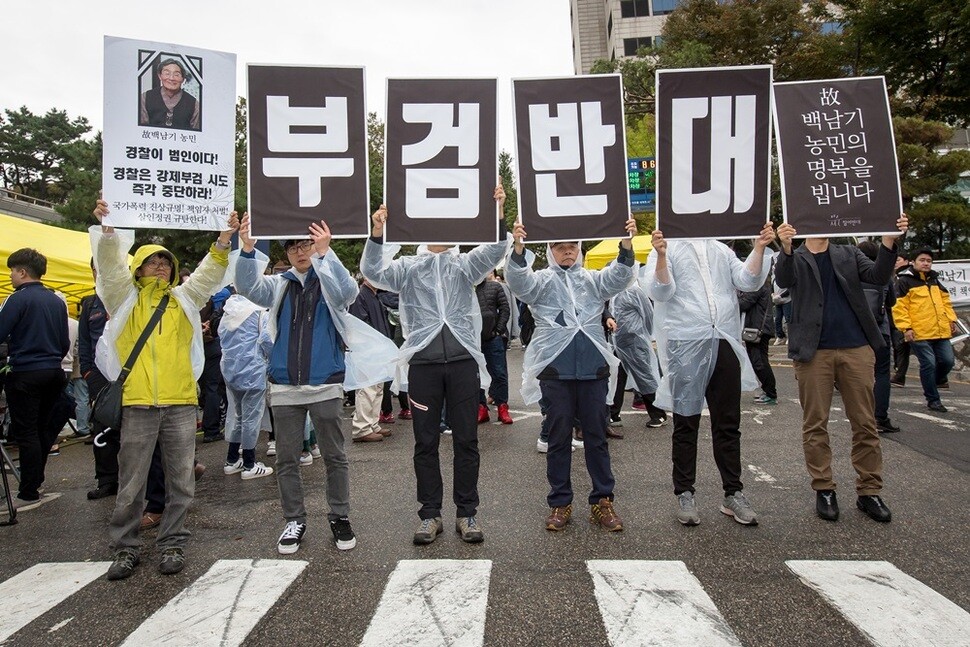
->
xmin=787 ymin=560 xmax=970 ymax=646
xmin=505 ymin=410 xmax=543 ymax=421
xmin=359 ymin=559 xmax=491 ymax=647
xmin=746 ymin=464 xmax=781 ymax=486
xmin=587 ymin=560 xmax=742 ymax=647
xmin=0 ymin=562 xmax=109 ymax=642
xmin=47 ymin=617 xmax=74 ymax=633
xmin=900 ymin=411 xmax=961 ymax=430
xmin=120 ymin=559 xmax=307 ymax=647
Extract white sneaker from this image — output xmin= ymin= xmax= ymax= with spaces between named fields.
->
xmin=241 ymin=462 xmax=274 ymax=480
xmin=299 ymin=452 xmax=313 ymax=466
xmin=309 ymin=443 xmax=321 ymax=459
xmin=223 ymin=459 xmax=244 ymax=475
xmin=266 ymin=441 xmax=276 ymax=456
xmin=536 ymin=438 xmax=548 ymax=453
xmin=571 ymin=437 xmax=584 ymax=450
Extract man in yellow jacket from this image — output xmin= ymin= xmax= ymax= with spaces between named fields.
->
xmin=92 ymin=199 xmax=237 ymax=580
xmin=891 ymin=248 xmax=959 ymax=413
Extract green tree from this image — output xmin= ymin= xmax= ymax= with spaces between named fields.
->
xmin=55 ymin=133 xmax=102 ymax=232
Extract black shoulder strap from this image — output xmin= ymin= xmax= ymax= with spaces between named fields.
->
xmin=118 ymin=294 xmax=170 ymax=382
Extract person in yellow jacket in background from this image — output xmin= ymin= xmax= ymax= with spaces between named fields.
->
xmin=891 ymin=248 xmax=959 ymax=413
xmin=91 ymin=198 xmax=238 ymax=581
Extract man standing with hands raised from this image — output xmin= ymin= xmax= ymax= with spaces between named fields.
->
xmin=775 ymin=215 xmax=908 ymax=523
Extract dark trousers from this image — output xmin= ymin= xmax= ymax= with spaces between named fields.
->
xmin=672 ymin=340 xmax=743 ymax=496
xmin=775 ymin=302 xmax=791 ymax=338
xmin=381 ymin=382 xmax=408 ymax=414
xmin=145 ymin=442 xmax=166 ymax=514
xmin=5 ymin=369 xmax=66 ymax=500
xmin=408 ymin=359 xmax=480 ymax=519
xmin=479 ymin=336 xmax=509 ymax=406
xmin=874 ymin=335 xmax=891 ymax=420
xmin=541 ymin=378 xmax=615 ymax=507
xmin=86 ymin=370 xmax=120 ymax=488
xmin=45 ymin=378 xmax=76 ymax=440
xmin=198 ymin=340 xmax=225 ymax=438
xmin=610 ymin=363 xmax=665 ymax=419
xmin=892 ymin=330 xmax=910 ymax=383
xmin=746 ymin=336 xmax=776 ymax=399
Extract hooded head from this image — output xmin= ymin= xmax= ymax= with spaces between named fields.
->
xmin=131 ymin=244 xmax=179 ymax=286
xmin=548 ymin=241 xmax=582 ymax=270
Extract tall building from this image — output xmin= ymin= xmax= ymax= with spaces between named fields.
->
xmin=570 ymin=0 xmax=683 ymax=75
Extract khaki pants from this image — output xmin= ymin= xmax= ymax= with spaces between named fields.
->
xmin=794 ymin=346 xmax=882 ymax=495
xmin=351 ymin=383 xmax=384 ymax=438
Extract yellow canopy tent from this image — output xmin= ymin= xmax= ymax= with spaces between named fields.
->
xmin=0 ymin=212 xmax=95 ymax=315
xmin=583 ymin=235 xmax=653 ymax=269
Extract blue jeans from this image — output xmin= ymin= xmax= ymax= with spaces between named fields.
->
xmin=480 ymin=336 xmax=509 ymax=405
xmin=774 ymin=302 xmax=791 ymax=338
xmin=910 ymin=339 xmax=954 ymax=405
xmin=68 ymin=377 xmax=90 ymax=435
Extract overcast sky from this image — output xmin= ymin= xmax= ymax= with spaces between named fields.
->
xmin=2 ymin=0 xmax=575 ymax=156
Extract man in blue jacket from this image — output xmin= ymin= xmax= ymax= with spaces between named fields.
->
xmin=0 ymin=248 xmax=70 ymax=510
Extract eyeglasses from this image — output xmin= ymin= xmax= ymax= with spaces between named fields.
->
xmin=286 ymin=241 xmax=314 ymax=254
xmin=144 ymin=257 xmax=173 ymax=269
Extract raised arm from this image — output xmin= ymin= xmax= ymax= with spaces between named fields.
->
xmin=505 ymin=221 xmax=543 ymax=304
xmin=361 ymin=205 xmax=407 ymax=292
xmin=461 ymin=185 xmax=511 ymax=284
xmin=235 ymin=213 xmax=283 ymax=308
xmin=774 ymin=223 xmax=796 ymax=288
xmin=91 ymin=199 xmax=137 ymax=316
xmin=308 ymin=220 xmax=358 ymax=311
xmin=176 ymin=212 xmax=238 ymax=310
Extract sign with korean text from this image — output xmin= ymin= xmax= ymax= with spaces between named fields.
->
xmin=513 ymin=75 xmax=629 ymax=243
xmin=931 ymin=261 xmax=970 ymax=308
xmin=384 ymin=78 xmax=498 ymax=245
xmin=773 ymin=76 xmax=902 ymax=237
xmin=656 ymin=65 xmax=772 ymax=240
xmin=102 ymin=36 xmax=235 ymax=230
xmin=628 ymin=157 xmax=656 ymax=213
xmin=248 ymin=65 xmax=370 ymax=239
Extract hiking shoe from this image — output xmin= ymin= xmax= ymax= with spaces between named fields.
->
xmin=329 ymin=517 xmax=357 ymax=550
xmin=158 ymin=547 xmax=185 ymax=575
xmin=721 ymin=491 xmax=758 ymax=525
xmin=398 ymin=408 xmax=412 ymax=420
xmin=106 ymin=549 xmax=140 ymax=581
xmin=646 ymin=415 xmax=668 ymax=428
xmin=266 ymin=440 xmax=276 ymax=456
xmin=677 ymin=492 xmax=700 ymax=526
xmin=241 ymin=462 xmax=274 ymax=480
xmin=536 ymin=438 xmax=549 ymax=453
xmin=546 ymin=505 xmax=572 ymax=531
xmin=590 ymin=498 xmax=623 ymax=531
xmin=223 ymin=458 xmax=244 ymax=475
xmin=928 ymin=401 xmax=948 ymax=413
xmin=413 ymin=517 xmax=443 ymax=545
xmin=816 ymin=490 xmax=839 ymax=521
xmin=876 ymin=418 xmax=901 ymax=434
xmin=456 ymin=516 xmax=485 ymax=543
xmin=299 ymin=452 xmax=313 ymax=466
xmin=379 ymin=413 xmax=396 ymax=424
xmin=753 ymin=394 xmax=777 ymax=405
xmin=497 ymin=403 xmax=514 ymax=425
xmin=277 ymin=521 xmax=307 ymax=554
xmin=857 ymin=495 xmax=892 ymax=522
xmin=609 ymin=415 xmax=623 ymax=428
xmin=477 ymin=404 xmax=490 ymax=424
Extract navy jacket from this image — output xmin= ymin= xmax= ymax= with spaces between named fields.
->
xmin=0 ymin=282 xmax=70 ymax=372
xmin=78 ymin=294 xmax=108 ymax=375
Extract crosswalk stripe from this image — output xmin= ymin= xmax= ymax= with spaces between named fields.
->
xmin=119 ymin=559 xmax=307 ymax=647
xmin=359 ymin=559 xmax=492 ymax=647
xmin=787 ymin=560 xmax=970 ymax=646
xmin=0 ymin=562 xmax=109 ymax=642
xmin=587 ymin=560 xmax=742 ymax=647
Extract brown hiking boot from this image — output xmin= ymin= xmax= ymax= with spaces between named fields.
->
xmin=546 ymin=505 xmax=572 ymax=531
xmin=590 ymin=498 xmax=623 ymax=531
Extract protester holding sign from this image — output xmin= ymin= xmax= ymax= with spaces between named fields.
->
xmin=775 ymin=215 xmax=907 ymax=524
xmin=91 ymin=199 xmax=236 ymax=581
xmin=361 ymin=187 xmax=509 ymax=546
xmin=643 ymin=223 xmax=774 ymax=527
xmin=506 ymin=218 xmax=637 ymax=533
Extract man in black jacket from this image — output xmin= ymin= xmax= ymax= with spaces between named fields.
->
xmin=348 ymin=279 xmax=393 ymax=443
xmin=0 ymin=248 xmax=70 ymax=510
xmin=775 ymin=216 xmax=906 ymax=523
xmin=476 ymin=272 xmax=512 ymax=425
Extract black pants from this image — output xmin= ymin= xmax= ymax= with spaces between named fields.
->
xmin=381 ymin=381 xmax=408 ymax=414
xmin=145 ymin=442 xmax=166 ymax=514
xmin=407 ymin=359 xmax=480 ymax=519
xmin=672 ymin=339 xmax=743 ymax=496
xmin=892 ymin=329 xmax=910 ymax=383
xmin=746 ymin=337 xmax=776 ymax=399
xmin=5 ymin=369 xmax=66 ymax=500
xmin=610 ymin=363 xmax=665 ymax=420
xmin=86 ymin=370 xmax=120 ymax=488
xmin=198 ymin=340 xmax=225 ymax=438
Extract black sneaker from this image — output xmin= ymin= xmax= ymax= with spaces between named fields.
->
xmin=609 ymin=415 xmax=623 ymax=428
xmin=645 ymin=415 xmax=668 ymax=428
xmin=277 ymin=521 xmax=307 ymax=555
xmin=202 ymin=432 xmax=225 ymax=444
xmin=329 ymin=517 xmax=357 ymax=551
xmin=857 ymin=495 xmax=892 ymax=522
xmin=816 ymin=490 xmax=839 ymax=521
xmin=928 ymin=401 xmax=948 ymax=413
xmin=106 ymin=549 xmax=140 ymax=581
xmin=158 ymin=547 xmax=185 ymax=575
xmin=87 ymin=482 xmax=118 ymax=500
xmin=876 ymin=418 xmax=901 ymax=433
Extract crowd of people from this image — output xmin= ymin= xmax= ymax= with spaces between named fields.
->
xmin=1 ymin=196 xmax=962 ymax=582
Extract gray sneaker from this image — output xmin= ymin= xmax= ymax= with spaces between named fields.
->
xmin=413 ymin=517 xmax=443 ymax=545
xmin=456 ymin=516 xmax=484 ymax=543
xmin=721 ymin=491 xmax=758 ymax=525
xmin=677 ymin=492 xmax=700 ymax=526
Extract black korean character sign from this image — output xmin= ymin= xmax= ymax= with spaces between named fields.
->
xmin=512 ymin=75 xmax=629 ymax=243
xmin=656 ymin=65 xmax=772 ymax=240
xmin=248 ymin=65 xmax=370 ymax=239
xmin=384 ymin=78 xmax=498 ymax=245
xmin=773 ymin=76 xmax=902 ymax=237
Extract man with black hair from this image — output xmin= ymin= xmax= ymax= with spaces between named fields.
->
xmin=0 ymin=248 xmax=70 ymax=511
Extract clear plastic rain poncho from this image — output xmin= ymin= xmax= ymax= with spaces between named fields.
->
xmin=641 ymin=239 xmax=770 ymax=416
xmin=609 ymin=270 xmax=660 ymax=396
xmin=505 ymin=244 xmax=635 ymax=404
xmin=361 ymin=238 xmax=510 ymax=392
xmin=218 ymin=294 xmax=272 ymax=392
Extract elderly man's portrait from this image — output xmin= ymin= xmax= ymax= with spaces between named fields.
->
xmin=138 ymin=55 xmax=202 ymax=131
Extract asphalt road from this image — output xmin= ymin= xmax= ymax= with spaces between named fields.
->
xmin=1 ymin=343 xmax=968 ymax=647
